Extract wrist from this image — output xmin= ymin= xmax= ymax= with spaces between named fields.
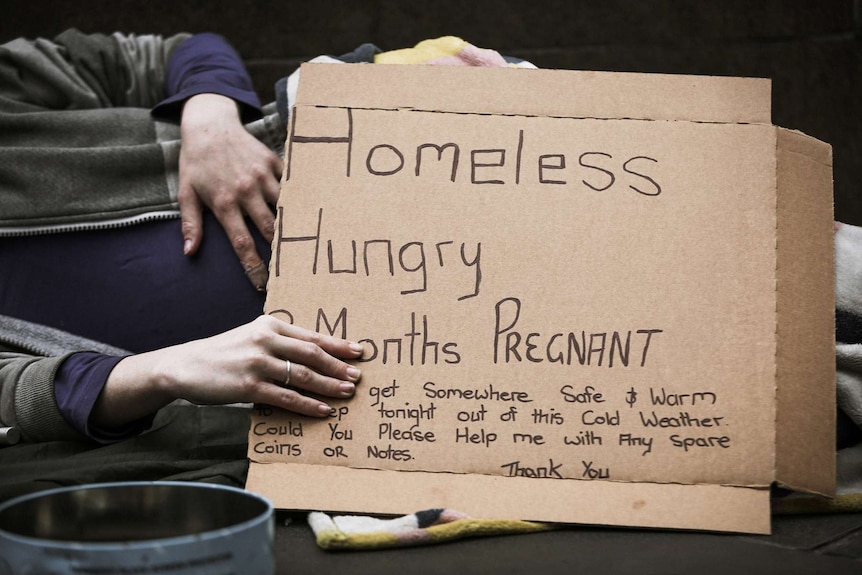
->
xmin=91 ymin=353 xmax=177 ymax=428
xmin=181 ymin=93 xmax=242 ymax=128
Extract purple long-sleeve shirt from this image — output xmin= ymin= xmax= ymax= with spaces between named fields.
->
xmin=152 ymin=32 xmax=262 ymax=124
xmin=42 ymin=33 xmax=268 ymax=442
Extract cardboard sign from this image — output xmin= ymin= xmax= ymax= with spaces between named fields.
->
xmin=246 ymin=63 xmax=835 ymax=534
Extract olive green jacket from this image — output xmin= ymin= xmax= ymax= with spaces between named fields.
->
xmin=0 ymin=29 xmax=284 ymax=442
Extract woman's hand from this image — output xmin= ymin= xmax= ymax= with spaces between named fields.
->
xmin=178 ymin=93 xmax=283 ymax=291
xmin=91 ymin=316 xmax=363 ymax=428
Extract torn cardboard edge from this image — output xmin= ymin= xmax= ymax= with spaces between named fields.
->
xmin=296 ymin=62 xmax=772 ymax=124
xmin=246 ymin=462 xmax=772 ymax=534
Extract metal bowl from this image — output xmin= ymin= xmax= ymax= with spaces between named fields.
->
xmin=0 ymin=481 xmax=274 ymax=575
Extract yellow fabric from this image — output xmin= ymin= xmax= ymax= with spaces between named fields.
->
xmin=424 ymin=518 xmax=554 ymax=544
xmin=375 ymin=36 xmax=469 ymax=65
xmin=315 ymin=528 xmax=402 ymax=550
xmin=772 ymin=492 xmax=862 ymax=515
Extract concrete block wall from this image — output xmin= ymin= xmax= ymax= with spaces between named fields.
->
xmin=4 ymin=0 xmax=861 ymax=222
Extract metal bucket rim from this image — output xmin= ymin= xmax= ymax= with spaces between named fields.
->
xmin=0 ymin=480 xmax=273 ymax=551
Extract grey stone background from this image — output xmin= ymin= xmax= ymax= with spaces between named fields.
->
xmin=4 ymin=0 xmax=860 ymax=223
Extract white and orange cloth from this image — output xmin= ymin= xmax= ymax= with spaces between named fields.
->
xmin=308 ymin=508 xmax=552 ymax=550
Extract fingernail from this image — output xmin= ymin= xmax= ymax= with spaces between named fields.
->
xmin=349 ymin=342 xmax=364 ymax=354
xmin=339 ymin=382 xmax=356 ymax=396
xmin=317 ymin=404 xmax=332 ymax=416
xmin=244 ymin=262 xmax=269 ymax=292
xmin=346 ymin=367 xmax=361 ymax=381
xmin=183 ymin=239 xmax=192 ymax=255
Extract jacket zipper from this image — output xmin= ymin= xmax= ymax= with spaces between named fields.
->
xmin=0 ymin=210 xmax=181 ymax=237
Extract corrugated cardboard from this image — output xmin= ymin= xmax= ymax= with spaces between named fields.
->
xmin=246 ymin=63 xmax=835 ymax=534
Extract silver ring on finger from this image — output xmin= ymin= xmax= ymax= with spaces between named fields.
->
xmin=284 ymin=359 xmax=292 ymax=386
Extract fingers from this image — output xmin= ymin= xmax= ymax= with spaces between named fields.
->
xmin=247 ymin=348 xmax=358 ymax=419
xmin=245 ymin=195 xmax=276 ymax=245
xmin=213 ymin=155 xmax=281 ymax=290
xmin=257 ymin=385 xmax=336 ymax=418
xmin=243 ymin=149 xmax=282 ymax=242
xmin=286 ymin=356 xmax=353 ymax=389
xmin=265 ymin=151 xmax=283 ymax=205
xmin=181 ymin=179 xmax=269 ymax=290
xmin=184 ymin=188 xmax=270 ymax=290
xmin=269 ymin=332 xmax=362 ymax=394
xmin=283 ymin=354 xmax=359 ymax=395
xmin=271 ymin=319 xmax=365 ymax=366
xmin=236 ymin=146 xmax=281 ymax=244
xmin=178 ymin=186 xmax=204 ymax=256
xmin=253 ymin=316 xmax=364 ymax=417
xmin=215 ymin=206 xmax=269 ymax=291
